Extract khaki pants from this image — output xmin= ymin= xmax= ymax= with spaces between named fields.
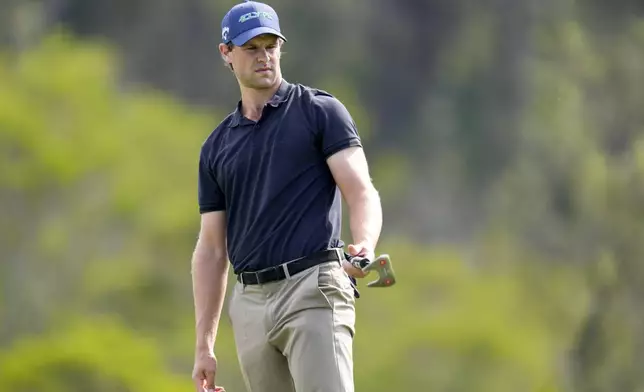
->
xmin=228 ymin=260 xmax=356 ymax=392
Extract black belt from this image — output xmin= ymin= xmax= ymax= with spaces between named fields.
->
xmin=236 ymin=249 xmax=344 ymax=285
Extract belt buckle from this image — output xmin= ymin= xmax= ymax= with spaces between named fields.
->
xmin=262 ymin=264 xmax=288 ymax=282
xmin=240 ymin=271 xmax=259 ymax=285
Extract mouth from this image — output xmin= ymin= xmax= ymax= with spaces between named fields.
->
xmin=256 ymin=67 xmax=272 ymax=73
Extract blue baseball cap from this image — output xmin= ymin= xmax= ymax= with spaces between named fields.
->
xmin=221 ymin=1 xmax=287 ymax=46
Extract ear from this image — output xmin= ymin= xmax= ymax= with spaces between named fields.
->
xmin=218 ymin=43 xmax=232 ymax=65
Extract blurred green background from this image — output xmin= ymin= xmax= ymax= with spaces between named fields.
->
xmin=1 ymin=0 xmax=644 ymax=391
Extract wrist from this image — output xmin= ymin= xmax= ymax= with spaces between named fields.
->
xmin=196 ymin=344 xmax=214 ymax=356
xmin=196 ymin=337 xmax=214 ymax=353
xmin=347 ymin=242 xmax=375 ymax=261
xmin=354 ymin=238 xmax=374 ymax=249
xmin=357 ymin=241 xmax=375 ymax=254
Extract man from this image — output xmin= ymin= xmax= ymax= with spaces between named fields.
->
xmin=191 ymin=1 xmax=382 ymax=391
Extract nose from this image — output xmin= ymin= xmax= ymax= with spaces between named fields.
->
xmin=257 ymin=48 xmax=270 ymax=62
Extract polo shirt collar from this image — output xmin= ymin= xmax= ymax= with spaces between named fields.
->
xmin=230 ymin=79 xmax=291 ymax=127
xmin=267 ymin=79 xmax=291 ymax=107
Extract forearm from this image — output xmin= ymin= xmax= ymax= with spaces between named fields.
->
xmin=191 ymin=245 xmax=229 ymax=353
xmin=346 ymin=186 xmax=382 ymax=251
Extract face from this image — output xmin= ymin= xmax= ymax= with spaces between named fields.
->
xmin=220 ymin=34 xmax=283 ymax=90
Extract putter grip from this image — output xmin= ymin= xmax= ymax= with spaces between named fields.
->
xmin=350 ymin=256 xmax=370 ymax=269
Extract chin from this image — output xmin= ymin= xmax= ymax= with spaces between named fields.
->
xmin=249 ymin=76 xmax=278 ymax=89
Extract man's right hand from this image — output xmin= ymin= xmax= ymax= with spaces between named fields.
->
xmin=192 ymin=351 xmax=225 ymax=392
xmin=191 ymin=211 xmax=229 ymax=392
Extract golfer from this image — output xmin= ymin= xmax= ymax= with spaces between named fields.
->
xmin=191 ymin=1 xmax=382 ymax=391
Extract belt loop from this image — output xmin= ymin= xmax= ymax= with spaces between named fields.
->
xmin=334 ymin=248 xmax=343 ymax=265
xmin=282 ymin=263 xmax=291 ymax=279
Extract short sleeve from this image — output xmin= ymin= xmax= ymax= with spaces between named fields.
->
xmin=198 ymin=146 xmax=226 ymax=213
xmin=312 ymin=93 xmax=363 ymax=158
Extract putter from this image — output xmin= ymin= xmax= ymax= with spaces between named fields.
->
xmin=349 ymin=254 xmax=396 ymax=287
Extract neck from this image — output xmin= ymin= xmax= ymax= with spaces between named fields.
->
xmin=239 ymin=77 xmax=283 ymax=121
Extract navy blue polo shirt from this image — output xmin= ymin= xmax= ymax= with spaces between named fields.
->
xmin=197 ymin=80 xmax=362 ymax=274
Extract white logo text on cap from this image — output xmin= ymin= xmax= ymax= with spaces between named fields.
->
xmin=239 ymin=11 xmax=273 ymax=23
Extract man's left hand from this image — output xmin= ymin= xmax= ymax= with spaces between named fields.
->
xmin=342 ymin=243 xmax=374 ymax=279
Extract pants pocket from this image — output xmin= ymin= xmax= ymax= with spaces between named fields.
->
xmin=315 ymin=263 xmax=356 ymax=308
xmin=314 ymin=263 xmax=356 ymax=339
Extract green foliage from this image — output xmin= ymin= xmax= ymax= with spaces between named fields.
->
xmin=0 ymin=32 xmax=220 ymax=390
xmin=483 ymin=14 xmax=644 ymax=392
xmin=1 ymin=0 xmax=644 ymax=388
xmin=0 ymin=316 xmax=186 ymax=392
xmin=352 ymin=240 xmax=588 ymax=391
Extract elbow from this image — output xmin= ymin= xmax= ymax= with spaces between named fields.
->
xmin=192 ymin=244 xmax=229 ymax=267
xmin=191 ymin=251 xmax=229 ymax=278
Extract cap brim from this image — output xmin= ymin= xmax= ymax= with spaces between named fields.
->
xmin=231 ymin=27 xmax=287 ymax=46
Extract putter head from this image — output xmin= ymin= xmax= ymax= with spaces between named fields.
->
xmin=362 ymin=254 xmax=396 ymax=287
